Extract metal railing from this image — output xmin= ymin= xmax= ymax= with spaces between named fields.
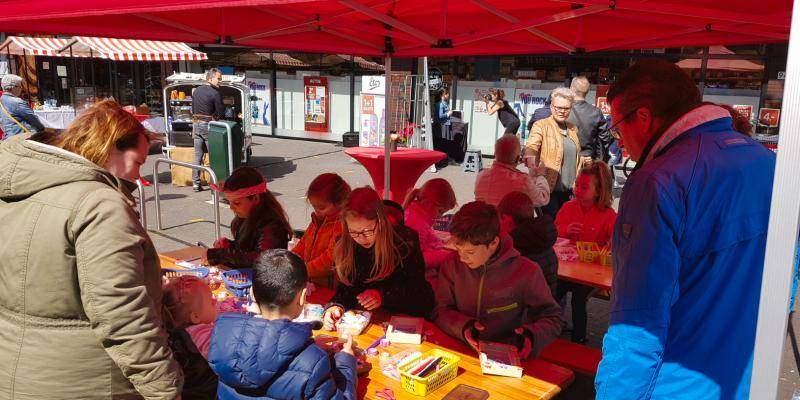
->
xmin=135 ymin=178 xmax=147 ymax=229
xmin=152 ymin=158 xmax=221 ymax=240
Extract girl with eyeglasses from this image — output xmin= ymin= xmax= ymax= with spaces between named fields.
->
xmin=322 ymin=187 xmax=434 ymax=330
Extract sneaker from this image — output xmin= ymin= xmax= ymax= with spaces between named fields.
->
xmin=193 ymin=184 xmax=203 ymax=192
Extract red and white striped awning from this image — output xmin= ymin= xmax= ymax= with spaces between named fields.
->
xmin=0 ymin=36 xmax=93 ymax=57
xmin=75 ymin=37 xmax=207 ymax=61
xmin=255 ymin=52 xmax=310 ymax=68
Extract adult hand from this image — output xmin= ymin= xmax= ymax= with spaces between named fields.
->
xmin=464 ymin=321 xmax=485 ymax=353
xmin=213 ymin=237 xmax=231 ymax=249
xmin=323 ymin=306 xmax=343 ymax=331
xmin=567 ymin=222 xmax=583 ymax=238
xmin=341 ymin=334 xmax=355 ymax=356
xmin=515 ymin=327 xmax=533 ymax=359
xmin=531 ymin=160 xmax=547 ymax=177
xmin=357 ymin=289 xmax=383 ymax=311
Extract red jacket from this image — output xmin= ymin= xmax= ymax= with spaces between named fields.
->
xmin=292 ymin=212 xmax=342 ymax=280
xmin=555 ymin=200 xmax=617 ymax=246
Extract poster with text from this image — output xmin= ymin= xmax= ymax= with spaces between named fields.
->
xmin=732 ymin=104 xmax=753 ymax=121
xmin=473 ymin=88 xmax=491 ymax=112
xmin=514 ymin=89 xmax=551 ymax=136
xmin=759 ymin=108 xmax=780 ymax=127
xmin=245 ymin=77 xmax=271 ymax=126
xmin=304 ymin=76 xmax=329 ymax=132
xmin=360 ymin=94 xmax=385 ymax=147
xmin=596 ymin=97 xmax=610 ymax=117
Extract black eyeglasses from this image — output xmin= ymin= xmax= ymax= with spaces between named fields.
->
xmin=607 ymin=109 xmax=638 ymax=140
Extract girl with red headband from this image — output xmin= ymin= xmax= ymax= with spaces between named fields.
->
xmin=206 ymin=167 xmax=292 ymax=268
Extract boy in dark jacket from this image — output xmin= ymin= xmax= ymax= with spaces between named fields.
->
xmin=209 ymin=249 xmax=357 ymax=400
xmin=433 ymin=201 xmax=563 ymax=359
xmin=497 ymin=191 xmax=559 ymax=298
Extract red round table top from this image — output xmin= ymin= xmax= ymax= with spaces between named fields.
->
xmin=344 ymin=147 xmax=446 ymax=201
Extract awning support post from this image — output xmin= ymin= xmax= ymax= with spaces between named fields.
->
xmin=383 ymin=54 xmax=392 ymax=200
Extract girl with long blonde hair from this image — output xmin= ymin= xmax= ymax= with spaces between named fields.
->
xmin=322 ymin=187 xmax=434 ymax=330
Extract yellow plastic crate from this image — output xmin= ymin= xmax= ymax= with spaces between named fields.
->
xmin=600 ymin=249 xmax=612 ymax=267
xmin=576 ymin=241 xmax=601 ymax=263
xmin=398 ymin=349 xmax=460 ymax=396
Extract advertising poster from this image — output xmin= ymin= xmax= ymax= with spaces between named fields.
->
xmin=596 ymin=97 xmax=610 ymax=117
xmin=360 ymin=76 xmax=386 ymax=147
xmin=304 ymin=76 xmax=329 ymax=132
xmin=244 ymin=77 xmax=271 ymax=126
xmin=759 ymin=108 xmax=781 ymax=127
xmin=732 ymin=104 xmax=753 ymax=121
xmin=514 ymin=89 xmax=550 ymax=136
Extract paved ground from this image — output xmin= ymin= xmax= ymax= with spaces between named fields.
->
xmin=139 ymin=135 xmax=798 ymax=399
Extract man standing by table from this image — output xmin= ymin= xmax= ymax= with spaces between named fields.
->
xmin=191 ymin=68 xmax=224 ymax=192
xmin=595 ymin=60 xmax=775 ymax=399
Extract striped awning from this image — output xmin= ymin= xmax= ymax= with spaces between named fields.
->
xmin=256 ymin=52 xmax=310 ymax=68
xmin=75 ymin=37 xmax=207 ymax=61
xmin=0 ymin=36 xmax=93 ymax=57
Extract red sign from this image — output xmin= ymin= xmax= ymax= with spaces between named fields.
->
xmin=361 ymin=95 xmax=375 ymax=114
xmin=596 ymin=97 xmax=610 ymax=117
xmin=759 ymin=108 xmax=781 ymax=128
xmin=304 ymin=76 xmax=329 ymax=132
xmin=732 ymin=105 xmax=753 ymax=121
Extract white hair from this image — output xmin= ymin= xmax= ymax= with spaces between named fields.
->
xmin=570 ymin=76 xmax=591 ymax=97
xmin=205 ymin=68 xmax=221 ymax=81
xmin=550 ymin=87 xmax=576 ymax=105
xmin=1 ymin=74 xmax=23 ymax=91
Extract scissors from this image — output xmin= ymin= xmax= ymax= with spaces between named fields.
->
xmin=375 ymin=388 xmax=396 ymax=400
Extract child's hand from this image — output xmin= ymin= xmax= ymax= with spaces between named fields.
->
xmin=213 ymin=237 xmax=231 ymax=249
xmin=567 ymin=222 xmax=584 ymax=238
xmin=341 ymin=335 xmax=355 ymax=356
xmin=514 ymin=327 xmax=533 ymax=359
xmin=323 ymin=306 xmax=343 ymax=331
xmin=464 ymin=321 xmax=485 ymax=353
xmin=357 ymin=289 xmax=383 ymax=311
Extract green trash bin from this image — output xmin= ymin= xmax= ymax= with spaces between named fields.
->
xmin=208 ymin=120 xmax=244 ymax=181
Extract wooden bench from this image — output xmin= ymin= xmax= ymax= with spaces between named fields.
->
xmin=540 ymin=338 xmax=602 ymax=376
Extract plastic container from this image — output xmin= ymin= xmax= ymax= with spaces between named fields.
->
xmin=336 ymin=310 xmax=372 ymax=337
xmin=398 ymin=349 xmax=460 ymax=396
xmin=576 ymin=241 xmax=601 ymax=263
xmin=161 ymin=267 xmax=210 ymax=281
xmin=222 ymin=268 xmax=253 ymax=297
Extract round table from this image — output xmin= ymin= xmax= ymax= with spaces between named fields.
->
xmin=345 ymin=147 xmax=446 ymax=201
xmin=34 ymin=109 xmax=76 ymax=129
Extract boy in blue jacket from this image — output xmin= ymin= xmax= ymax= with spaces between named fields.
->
xmin=209 ymin=249 xmax=357 ymax=400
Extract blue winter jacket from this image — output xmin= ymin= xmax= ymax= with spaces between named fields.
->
xmin=209 ymin=313 xmax=358 ymax=400
xmin=595 ymin=117 xmax=775 ymax=399
xmin=0 ymin=93 xmax=44 ymax=139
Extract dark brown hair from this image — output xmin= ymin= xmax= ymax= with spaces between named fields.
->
xmin=497 ymin=191 xmax=535 ymax=225
xmin=225 ymin=167 xmax=292 ymax=247
xmin=449 ymin=201 xmax=500 ymax=246
xmin=607 ymin=59 xmax=701 ymax=125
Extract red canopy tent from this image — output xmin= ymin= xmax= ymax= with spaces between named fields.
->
xmin=0 ymin=2 xmax=797 ymax=398
xmin=677 ymin=45 xmax=765 ymax=71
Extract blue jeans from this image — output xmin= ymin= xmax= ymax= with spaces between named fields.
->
xmin=192 ymin=122 xmax=209 ymax=186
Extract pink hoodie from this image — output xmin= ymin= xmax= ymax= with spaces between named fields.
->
xmin=404 ymin=202 xmax=457 ymax=285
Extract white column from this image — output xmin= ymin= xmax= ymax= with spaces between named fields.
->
xmin=750 ymin=0 xmax=800 ymax=396
xmin=423 ymin=57 xmax=434 ymax=151
xmin=383 ymin=54 xmax=392 ymax=200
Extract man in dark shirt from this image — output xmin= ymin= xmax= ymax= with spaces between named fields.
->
xmin=568 ymin=76 xmax=610 ymax=163
xmin=191 ymin=68 xmax=224 ymax=191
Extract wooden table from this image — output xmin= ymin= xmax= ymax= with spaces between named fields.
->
xmin=159 ymin=246 xmax=206 ymax=267
xmin=557 ymin=259 xmax=612 ymax=291
xmin=159 ymin=247 xmax=574 ymax=399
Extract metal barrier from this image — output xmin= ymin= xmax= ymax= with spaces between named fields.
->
xmin=135 ymin=178 xmax=147 ymax=229
xmin=152 ymin=158 xmax=221 ymax=240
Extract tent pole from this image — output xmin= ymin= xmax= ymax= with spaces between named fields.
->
xmin=69 ymin=44 xmax=76 ymax=109
xmin=422 ymin=57 xmax=433 ymax=152
xmin=383 ymin=54 xmax=392 ymax=200
xmin=270 ymin=51 xmax=278 ymax=136
xmin=699 ymin=46 xmax=709 ymax=96
xmin=350 ymin=55 xmax=356 ymax=133
xmin=750 ymin=0 xmax=800 ymax=396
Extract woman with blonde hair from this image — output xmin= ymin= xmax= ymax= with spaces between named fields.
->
xmin=322 ymin=187 xmax=434 ymax=330
xmin=0 ymin=99 xmax=182 ymax=398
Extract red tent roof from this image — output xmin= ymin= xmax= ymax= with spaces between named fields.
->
xmin=0 ymin=1 xmax=790 ymax=57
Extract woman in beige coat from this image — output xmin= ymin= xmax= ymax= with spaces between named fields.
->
xmin=0 ymin=100 xmax=182 ymax=399
xmin=524 ymin=88 xmax=584 ymax=217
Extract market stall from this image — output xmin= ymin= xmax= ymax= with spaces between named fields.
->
xmin=0 ymin=1 xmax=796 ymax=397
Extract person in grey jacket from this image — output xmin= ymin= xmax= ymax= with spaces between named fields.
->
xmin=0 ymin=74 xmax=44 ymax=140
xmin=569 ymin=76 xmax=610 ymax=162
xmin=433 ymin=201 xmax=563 ymax=359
